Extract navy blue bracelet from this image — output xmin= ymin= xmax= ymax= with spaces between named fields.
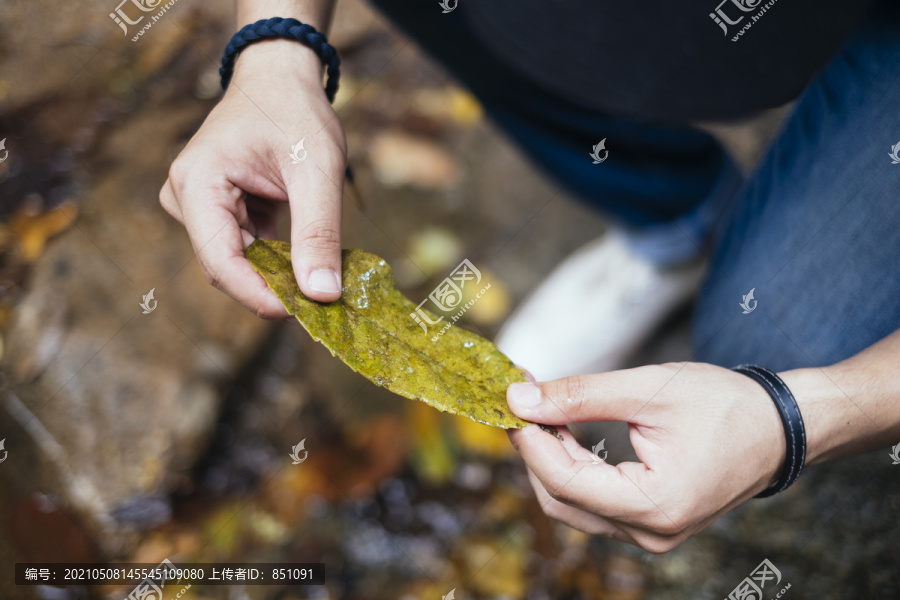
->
xmin=731 ymin=364 xmax=807 ymax=498
xmin=219 ymin=17 xmax=341 ymax=102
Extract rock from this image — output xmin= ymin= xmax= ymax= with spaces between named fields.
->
xmin=0 ymin=74 xmax=268 ymax=559
xmin=0 ymin=0 xmax=233 ymax=114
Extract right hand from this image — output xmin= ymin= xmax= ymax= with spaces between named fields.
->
xmin=160 ymin=39 xmax=347 ymax=319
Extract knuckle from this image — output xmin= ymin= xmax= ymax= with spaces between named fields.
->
xmin=659 ymin=361 xmax=690 ymax=378
xmin=249 ymin=302 xmax=272 ymax=320
xmin=295 ymin=221 xmax=341 ymax=251
xmin=159 ymin=188 xmax=177 ymax=215
xmin=651 ymin=512 xmax=685 ymax=537
xmin=637 ymin=535 xmax=681 ymax=554
xmin=546 ymin=478 xmax=575 ymax=504
xmin=561 ymin=376 xmax=590 ymax=413
xmin=206 ymin=274 xmax=223 ymax=292
xmin=645 ymin=363 xmax=675 ymax=378
xmin=199 ymin=262 xmax=223 ymax=292
xmin=167 ymin=157 xmax=189 ymax=189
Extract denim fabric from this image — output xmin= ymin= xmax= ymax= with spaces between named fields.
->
xmin=693 ymin=2 xmax=900 ymax=370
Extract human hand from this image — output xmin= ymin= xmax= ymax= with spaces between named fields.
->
xmin=160 ymin=40 xmax=347 ymax=318
xmin=506 ymin=362 xmax=786 ymax=552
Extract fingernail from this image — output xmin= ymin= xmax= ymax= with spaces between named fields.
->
xmin=309 ymin=269 xmax=341 ymax=294
xmin=509 ymin=382 xmax=542 ymax=408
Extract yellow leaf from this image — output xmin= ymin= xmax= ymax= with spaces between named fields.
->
xmin=459 ymin=267 xmax=511 ymax=327
xmin=245 ymin=239 xmax=530 ymax=429
xmin=408 ymin=402 xmax=456 ymax=484
xmin=453 ymin=416 xmax=514 ymax=459
xmin=10 ymin=201 xmax=78 ymax=262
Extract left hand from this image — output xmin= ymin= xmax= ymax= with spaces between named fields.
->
xmin=506 ymin=362 xmax=786 ymax=553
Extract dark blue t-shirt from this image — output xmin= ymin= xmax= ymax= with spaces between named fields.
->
xmin=466 ymin=0 xmax=878 ymax=121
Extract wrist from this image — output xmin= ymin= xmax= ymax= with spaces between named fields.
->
xmin=237 ymin=1 xmax=335 ymax=33
xmin=778 ymin=366 xmax=855 ymax=467
xmin=231 ymin=38 xmax=325 ymax=88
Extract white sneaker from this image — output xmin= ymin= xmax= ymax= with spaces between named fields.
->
xmin=495 ymin=231 xmax=705 ymax=381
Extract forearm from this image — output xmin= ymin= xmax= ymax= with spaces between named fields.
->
xmin=780 ymin=329 xmax=900 ymax=466
xmin=237 ymin=0 xmax=336 ymax=32
xmin=233 ymin=0 xmax=338 ymax=85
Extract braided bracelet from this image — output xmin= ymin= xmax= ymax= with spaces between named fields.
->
xmin=731 ymin=364 xmax=807 ymax=498
xmin=219 ymin=17 xmax=341 ymax=102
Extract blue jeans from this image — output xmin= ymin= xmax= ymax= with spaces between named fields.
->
xmin=367 ymin=0 xmax=900 ymax=371
xmin=692 ymin=3 xmax=900 ymax=371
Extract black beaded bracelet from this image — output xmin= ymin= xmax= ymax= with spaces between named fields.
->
xmin=731 ymin=364 xmax=807 ymax=498
xmin=219 ymin=17 xmax=341 ymax=102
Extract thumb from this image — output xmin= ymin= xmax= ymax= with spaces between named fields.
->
xmin=507 ymin=365 xmax=681 ymax=425
xmin=287 ymin=151 xmax=345 ymax=303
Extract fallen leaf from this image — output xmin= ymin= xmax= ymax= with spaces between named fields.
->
xmin=245 ymin=239 xmax=529 ymax=428
xmin=459 ymin=266 xmax=511 ymax=327
xmin=368 ymin=130 xmax=462 ymax=190
xmin=453 ymin=415 xmax=514 ymax=459
xmin=448 ymin=88 xmax=484 ymax=126
xmin=412 ymin=86 xmax=483 ymax=127
xmin=409 ymin=402 xmax=456 ymax=484
xmin=264 ymin=415 xmax=409 ymax=512
xmin=407 ymin=227 xmax=464 ymax=278
xmin=394 ymin=226 xmax=464 ymax=288
xmin=9 ymin=200 xmax=78 ymax=262
xmin=201 ymin=504 xmax=243 ymax=557
xmin=457 ymin=537 xmax=528 ymax=598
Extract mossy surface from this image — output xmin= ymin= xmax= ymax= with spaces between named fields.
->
xmin=246 ymin=239 xmax=530 ymax=428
